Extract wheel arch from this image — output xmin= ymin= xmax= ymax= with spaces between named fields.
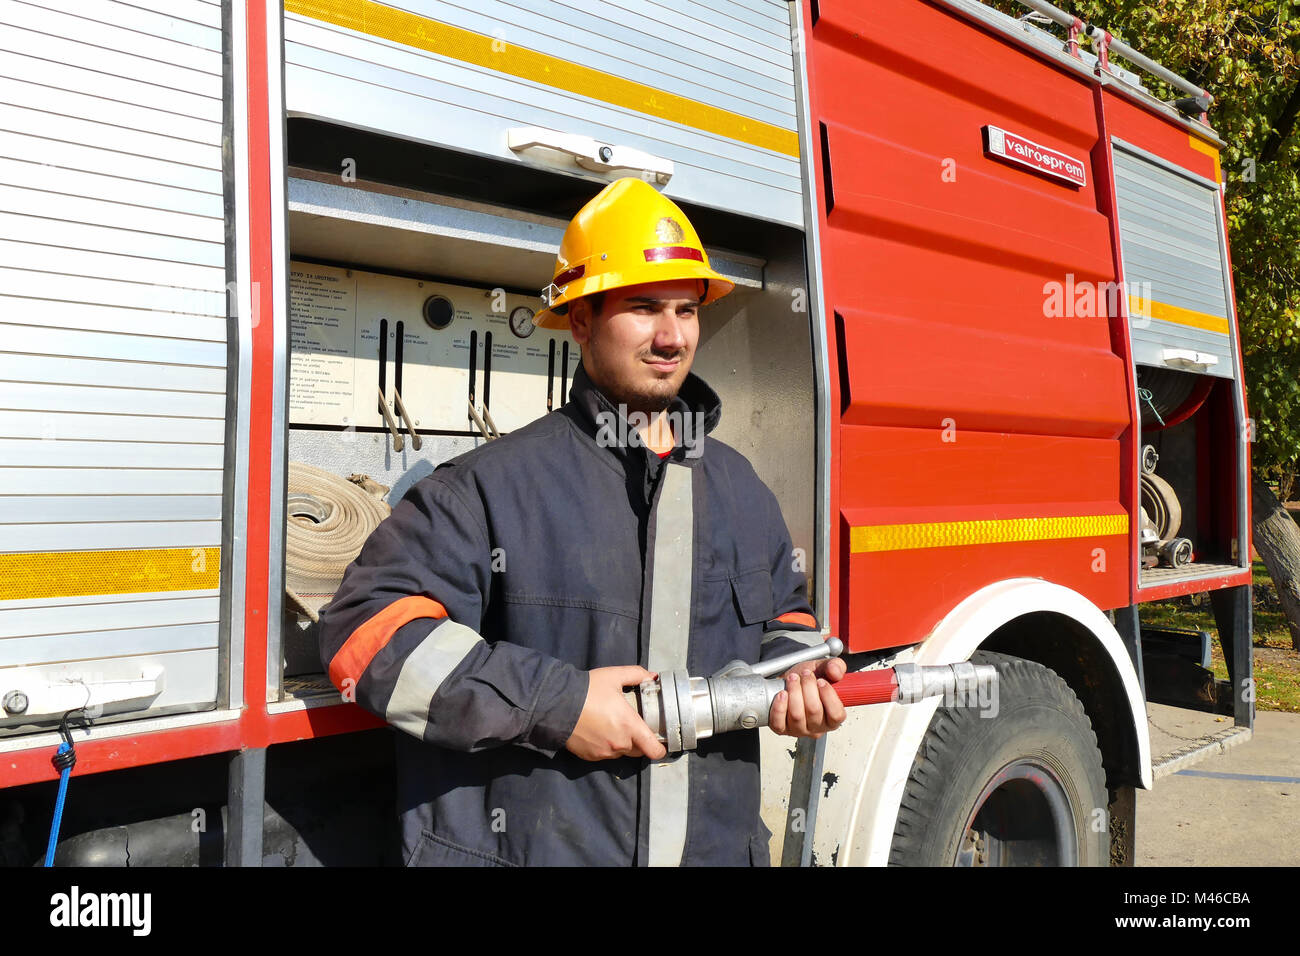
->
xmin=980 ymin=608 xmax=1146 ymax=798
xmin=825 ymin=577 xmax=1150 ymax=866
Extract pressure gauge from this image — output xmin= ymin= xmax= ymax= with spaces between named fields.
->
xmin=509 ymin=305 xmax=536 ymax=338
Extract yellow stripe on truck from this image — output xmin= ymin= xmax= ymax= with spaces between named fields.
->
xmin=1128 ymin=294 xmax=1231 ymax=335
xmin=850 ymin=514 xmax=1128 ymax=554
xmin=285 ymin=0 xmax=801 ymax=157
xmin=1187 ymin=134 xmax=1222 ymax=184
xmin=0 ymin=547 xmax=221 ymax=601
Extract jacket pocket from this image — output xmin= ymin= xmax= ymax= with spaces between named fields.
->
xmin=729 ymin=568 xmax=774 ymax=625
xmin=406 ymin=829 xmax=517 ymax=867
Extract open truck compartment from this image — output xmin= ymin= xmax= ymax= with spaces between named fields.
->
xmin=1111 ymin=135 xmax=1249 ymax=591
xmin=275 ymin=125 xmax=820 ymax=702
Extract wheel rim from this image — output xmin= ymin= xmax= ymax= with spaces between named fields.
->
xmin=954 ymin=759 xmax=1079 ymax=866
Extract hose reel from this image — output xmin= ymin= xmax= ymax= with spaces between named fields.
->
xmin=1136 ymin=366 xmax=1211 ymax=430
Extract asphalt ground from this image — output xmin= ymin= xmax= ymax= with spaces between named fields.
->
xmin=1137 ymin=702 xmax=1299 ymax=866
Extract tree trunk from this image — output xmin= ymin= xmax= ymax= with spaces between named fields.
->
xmin=1250 ymin=473 xmax=1300 ymax=651
xmin=1279 ymin=469 xmax=1297 ymax=505
xmin=1259 ymin=80 xmax=1300 ymax=165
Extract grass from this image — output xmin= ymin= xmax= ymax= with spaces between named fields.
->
xmin=1139 ymin=559 xmax=1300 ymax=713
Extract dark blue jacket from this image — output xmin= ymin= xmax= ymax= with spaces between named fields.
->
xmin=317 ymin=362 xmax=821 ymax=866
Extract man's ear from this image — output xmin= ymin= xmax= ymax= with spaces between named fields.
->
xmin=568 ymin=297 xmax=591 ymax=345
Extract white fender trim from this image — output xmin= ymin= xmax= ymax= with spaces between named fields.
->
xmin=837 ymin=577 xmax=1151 ymax=867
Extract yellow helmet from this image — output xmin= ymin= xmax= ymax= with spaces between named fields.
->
xmin=535 ymin=177 xmax=735 ymax=329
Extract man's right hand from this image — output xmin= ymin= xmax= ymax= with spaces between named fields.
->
xmin=564 ymin=665 xmax=668 ymax=761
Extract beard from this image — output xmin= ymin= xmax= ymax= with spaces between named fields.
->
xmin=599 ymin=366 xmax=683 ymax=416
xmin=585 ymin=327 xmax=691 ymax=416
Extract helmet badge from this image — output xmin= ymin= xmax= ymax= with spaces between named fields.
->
xmin=654 ymin=216 xmax=685 ymax=243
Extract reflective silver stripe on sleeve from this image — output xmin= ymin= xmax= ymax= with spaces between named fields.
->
xmin=647 ymin=462 xmax=693 ymax=868
xmin=386 ymin=619 xmax=483 ymax=740
xmin=761 ymin=627 xmax=825 ymax=648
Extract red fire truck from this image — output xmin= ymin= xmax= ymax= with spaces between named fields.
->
xmin=1 ymin=0 xmax=1252 ymax=866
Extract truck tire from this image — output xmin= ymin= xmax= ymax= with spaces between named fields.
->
xmin=888 ymin=651 xmax=1109 ymax=866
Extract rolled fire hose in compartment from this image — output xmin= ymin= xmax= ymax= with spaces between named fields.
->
xmin=1140 ymin=468 xmax=1193 ymax=569
xmin=285 ymin=462 xmax=392 ymax=621
xmin=1135 ymin=367 xmax=1202 ymax=570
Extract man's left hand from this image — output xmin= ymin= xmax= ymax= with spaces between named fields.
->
xmin=769 ymin=656 xmax=847 ymax=738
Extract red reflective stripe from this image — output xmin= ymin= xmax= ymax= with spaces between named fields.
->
xmin=553 ymin=264 xmax=585 ymax=285
xmin=328 ymin=595 xmax=448 ymax=691
xmin=773 ymin=611 xmax=818 ymax=629
xmin=643 ymin=245 xmax=704 ymax=263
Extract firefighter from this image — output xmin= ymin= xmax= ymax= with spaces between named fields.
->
xmin=318 ymin=177 xmax=846 ymax=867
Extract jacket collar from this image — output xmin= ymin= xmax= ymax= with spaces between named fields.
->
xmin=561 ymin=361 xmax=723 ymax=472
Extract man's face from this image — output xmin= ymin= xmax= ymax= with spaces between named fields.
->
xmin=567 ymin=279 xmax=702 ymax=415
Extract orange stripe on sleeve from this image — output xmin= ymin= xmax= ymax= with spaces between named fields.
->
xmin=329 ymin=595 xmax=448 ymax=691
xmin=773 ymin=611 xmax=818 ymax=629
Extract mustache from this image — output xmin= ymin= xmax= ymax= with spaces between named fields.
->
xmin=641 ymin=348 xmax=686 ymax=362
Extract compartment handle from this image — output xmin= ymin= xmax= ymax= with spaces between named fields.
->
xmin=507 ymin=126 xmax=674 ymax=184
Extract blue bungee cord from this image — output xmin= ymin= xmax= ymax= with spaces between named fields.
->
xmin=44 ymin=710 xmax=87 ymax=867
